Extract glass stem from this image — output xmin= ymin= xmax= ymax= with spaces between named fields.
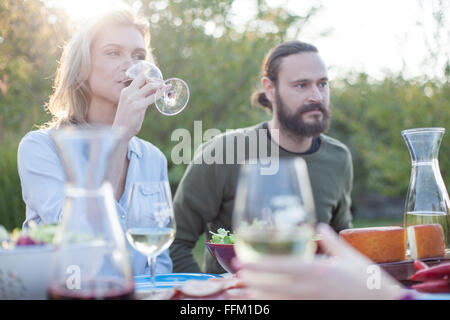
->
xmin=148 ymin=255 xmax=157 ymax=292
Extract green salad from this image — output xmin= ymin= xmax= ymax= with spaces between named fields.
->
xmin=209 ymin=228 xmax=236 ymax=244
xmin=1 ymin=222 xmax=106 ymax=249
xmin=0 ymin=222 xmax=58 ymax=248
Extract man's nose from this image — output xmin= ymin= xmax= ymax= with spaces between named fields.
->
xmin=307 ymin=85 xmax=323 ymax=103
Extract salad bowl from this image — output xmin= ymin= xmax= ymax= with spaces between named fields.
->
xmin=205 ymin=242 xmax=237 ymax=274
xmin=0 ymin=224 xmax=57 ymax=299
xmin=205 ymin=228 xmax=238 ymax=274
xmin=0 ymin=244 xmax=54 ymax=299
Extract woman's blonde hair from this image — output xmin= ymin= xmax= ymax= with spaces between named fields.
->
xmin=43 ymin=9 xmax=151 ymax=129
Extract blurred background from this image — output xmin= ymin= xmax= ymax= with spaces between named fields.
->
xmin=0 ymin=0 xmax=449 ymax=234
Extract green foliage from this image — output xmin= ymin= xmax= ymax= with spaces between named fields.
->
xmin=135 ymin=0 xmax=317 ymax=186
xmin=330 ymin=73 xmax=450 ymax=203
xmin=0 ymin=0 xmax=316 ymax=229
xmin=0 ymin=0 xmax=70 ymax=230
xmin=0 ymin=0 xmax=448 ymax=231
xmin=0 ymin=0 xmax=71 ymax=133
xmin=0 ymin=134 xmax=25 ymax=230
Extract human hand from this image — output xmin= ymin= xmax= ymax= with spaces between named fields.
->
xmin=113 ymin=72 xmax=169 ymax=140
xmin=237 ymin=223 xmax=404 ymax=300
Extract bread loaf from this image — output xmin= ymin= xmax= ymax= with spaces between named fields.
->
xmin=339 ymin=227 xmax=406 ymax=263
xmin=407 ymin=224 xmax=445 ymax=260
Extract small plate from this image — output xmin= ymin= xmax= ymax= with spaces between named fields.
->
xmin=378 ymin=254 xmax=450 ymax=285
xmin=134 ymin=273 xmax=221 ymax=292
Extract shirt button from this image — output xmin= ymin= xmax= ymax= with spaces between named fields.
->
xmin=121 ymin=215 xmax=126 ymax=219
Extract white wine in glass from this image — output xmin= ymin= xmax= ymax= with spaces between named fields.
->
xmin=232 ymin=158 xmax=317 ymax=263
xmin=126 ymin=227 xmax=175 ymax=257
xmin=126 ymin=181 xmax=175 ymax=297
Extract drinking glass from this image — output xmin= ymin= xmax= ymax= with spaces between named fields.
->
xmin=125 ymin=60 xmax=189 ymax=116
xmin=126 ymin=181 xmax=175 ymax=297
xmin=232 ymin=158 xmax=317 ymax=263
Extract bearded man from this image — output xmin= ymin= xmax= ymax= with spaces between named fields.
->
xmin=170 ymin=41 xmax=354 ymax=274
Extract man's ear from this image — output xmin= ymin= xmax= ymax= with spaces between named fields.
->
xmin=261 ymin=77 xmax=276 ymax=105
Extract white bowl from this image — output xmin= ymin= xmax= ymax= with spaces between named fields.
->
xmin=0 ymin=245 xmax=54 ymax=300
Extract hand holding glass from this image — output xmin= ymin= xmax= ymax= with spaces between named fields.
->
xmin=126 ymin=181 xmax=175 ymax=296
xmin=125 ymin=61 xmax=189 ymax=116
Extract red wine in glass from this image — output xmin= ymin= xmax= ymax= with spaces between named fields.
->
xmin=47 ymin=278 xmax=135 ymax=300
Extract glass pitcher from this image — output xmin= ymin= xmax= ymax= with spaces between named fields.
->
xmin=402 ymin=128 xmax=450 ymax=253
xmin=47 ymin=125 xmax=134 ymax=300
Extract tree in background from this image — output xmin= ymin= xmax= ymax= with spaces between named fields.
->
xmin=331 ymin=73 xmax=449 ymax=216
xmin=0 ymin=0 xmax=71 ymax=133
xmin=330 ymin=0 xmax=450 ymax=217
xmin=0 ymin=0 xmax=448 ymax=228
xmin=416 ymin=0 xmax=450 ymax=82
xmin=0 ymin=0 xmax=70 ymax=229
xmin=125 ymin=0 xmax=320 ymax=184
xmin=0 ymin=0 xmax=320 ymax=228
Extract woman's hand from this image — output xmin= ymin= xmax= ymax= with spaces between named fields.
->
xmin=108 ymin=73 xmax=167 ymax=200
xmin=113 ymin=72 xmax=168 ymax=140
xmin=237 ymin=223 xmax=405 ymax=300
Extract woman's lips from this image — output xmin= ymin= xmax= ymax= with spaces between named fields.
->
xmin=118 ymin=79 xmax=133 ymax=87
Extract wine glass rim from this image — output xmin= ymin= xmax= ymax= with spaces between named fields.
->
xmin=128 ymin=60 xmax=160 ymax=70
xmin=131 ymin=60 xmax=157 ymax=67
xmin=205 ymin=241 xmax=234 ymax=246
xmin=126 ymin=60 xmax=163 ymax=80
xmin=401 ymin=127 xmax=445 ymax=135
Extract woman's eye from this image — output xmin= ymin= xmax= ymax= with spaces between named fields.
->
xmin=296 ymin=83 xmax=306 ymax=89
xmin=106 ymin=51 xmax=120 ymax=56
xmin=319 ymin=82 xmax=328 ymax=88
xmin=133 ymin=54 xmax=146 ymax=60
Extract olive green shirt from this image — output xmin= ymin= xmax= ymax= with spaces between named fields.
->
xmin=170 ymin=122 xmax=353 ymax=274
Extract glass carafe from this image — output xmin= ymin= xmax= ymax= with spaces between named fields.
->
xmin=47 ymin=125 xmax=134 ymax=300
xmin=402 ymin=128 xmax=450 ymax=253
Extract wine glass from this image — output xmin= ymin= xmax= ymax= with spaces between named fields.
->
xmin=126 ymin=181 xmax=176 ymax=297
xmin=125 ymin=60 xmax=189 ymax=116
xmin=232 ymin=158 xmax=317 ymax=264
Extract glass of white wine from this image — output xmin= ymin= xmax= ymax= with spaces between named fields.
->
xmin=126 ymin=181 xmax=175 ymax=297
xmin=232 ymin=158 xmax=317 ymax=264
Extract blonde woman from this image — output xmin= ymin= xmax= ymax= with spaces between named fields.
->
xmin=17 ymin=9 xmax=172 ymax=275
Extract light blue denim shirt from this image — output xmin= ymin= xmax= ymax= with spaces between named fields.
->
xmin=17 ymin=129 xmax=173 ymax=275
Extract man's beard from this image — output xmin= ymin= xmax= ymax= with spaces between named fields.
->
xmin=275 ymin=88 xmax=330 ymax=137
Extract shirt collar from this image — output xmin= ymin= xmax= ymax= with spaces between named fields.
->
xmin=128 ymin=136 xmax=143 ymax=159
